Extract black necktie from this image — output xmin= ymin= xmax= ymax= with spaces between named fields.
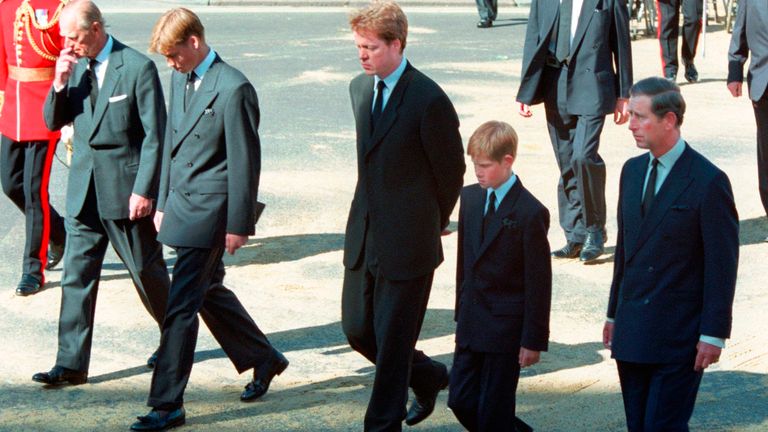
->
xmin=482 ymin=191 xmax=497 ymax=240
xmin=642 ymin=158 xmax=659 ymax=217
xmin=556 ymin=0 xmax=573 ymax=62
xmin=185 ymin=71 xmax=197 ymax=111
xmin=371 ymin=80 xmax=386 ymax=133
xmin=88 ymin=59 xmax=99 ymax=108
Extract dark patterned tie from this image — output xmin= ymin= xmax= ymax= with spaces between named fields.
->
xmin=642 ymin=158 xmax=659 ymax=217
xmin=88 ymin=58 xmax=99 ymax=108
xmin=555 ymin=0 xmax=573 ymax=62
xmin=482 ymin=191 xmax=497 ymax=240
xmin=184 ymin=71 xmax=197 ymax=111
xmin=371 ymin=80 xmax=386 ymax=133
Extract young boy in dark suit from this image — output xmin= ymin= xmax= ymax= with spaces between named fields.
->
xmin=448 ymin=121 xmax=552 ymax=432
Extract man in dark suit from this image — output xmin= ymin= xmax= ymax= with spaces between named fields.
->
xmin=448 ymin=121 xmax=551 ymax=432
xmin=517 ymin=0 xmax=633 ymax=262
xmin=33 ymin=0 xmax=169 ymax=386
xmin=604 ymin=77 xmax=739 ymax=431
xmin=656 ymin=0 xmax=703 ymax=82
xmin=130 ymin=8 xmax=287 ymax=431
xmin=727 ymin=0 xmax=768 ymax=242
xmin=475 ymin=0 xmax=498 ymax=28
xmin=342 ymin=2 xmax=465 ymax=430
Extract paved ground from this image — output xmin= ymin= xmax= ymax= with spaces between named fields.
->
xmin=0 ymin=4 xmax=766 ymax=432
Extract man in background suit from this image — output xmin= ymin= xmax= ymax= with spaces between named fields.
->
xmin=656 ymin=0 xmax=703 ymax=82
xmin=604 ymin=77 xmax=739 ymax=431
xmin=727 ymin=0 xmax=768 ymax=241
xmin=342 ymin=2 xmax=465 ymax=430
xmin=475 ymin=0 xmax=498 ymax=28
xmin=517 ymin=0 xmax=632 ymax=262
xmin=132 ymin=8 xmax=287 ymax=431
xmin=34 ymin=0 xmax=169 ymax=386
xmin=0 ymin=0 xmax=67 ymax=296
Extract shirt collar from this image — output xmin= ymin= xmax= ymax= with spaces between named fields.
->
xmin=374 ymin=56 xmax=407 ymax=92
xmin=652 ymin=137 xmax=686 ymax=169
xmin=487 ymin=172 xmax=518 ymax=205
xmin=93 ymin=35 xmax=113 ymax=64
xmin=193 ymin=48 xmax=217 ymax=80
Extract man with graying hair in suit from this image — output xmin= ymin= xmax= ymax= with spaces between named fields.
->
xmin=131 ymin=8 xmax=288 ymax=431
xmin=604 ymin=77 xmax=738 ymax=431
xmin=34 ymin=0 xmax=169 ymax=387
xmin=727 ymin=0 xmax=768 ymax=242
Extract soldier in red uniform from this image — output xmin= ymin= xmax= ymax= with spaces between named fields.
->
xmin=0 ymin=0 xmax=67 ymax=296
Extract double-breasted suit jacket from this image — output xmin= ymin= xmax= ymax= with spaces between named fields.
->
xmin=608 ymin=144 xmax=739 ymax=364
xmin=516 ymin=0 xmax=633 ymax=115
xmin=455 ymin=181 xmax=552 ymax=354
xmin=343 ymin=63 xmax=465 ymax=281
xmin=156 ymin=55 xmax=260 ymax=248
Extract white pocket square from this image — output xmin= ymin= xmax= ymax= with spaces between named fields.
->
xmin=108 ymin=94 xmax=127 ymax=103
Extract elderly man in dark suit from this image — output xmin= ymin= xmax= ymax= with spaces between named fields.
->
xmin=517 ymin=0 xmax=632 ymax=262
xmin=130 ymin=8 xmax=288 ymax=431
xmin=603 ymin=77 xmax=739 ymax=431
xmin=728 ymin=0 xmax=768 ymax=242
xmin=342 ymin=2 xmax=465 ymax=430
xmin=33 ymin=0 xmax=169 ymax=386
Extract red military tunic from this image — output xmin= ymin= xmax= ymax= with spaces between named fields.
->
xmin=0 ymin=0 xmax=65 ymax=141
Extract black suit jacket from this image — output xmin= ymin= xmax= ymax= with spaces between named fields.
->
xmin=608 ymin=144 xmax=739 ymax=364
xmin=44 ymin=38 xmax=166 ymax=219
xmin=727 ymin=0 xmax=768 ymax=101
xmin=455 ymin=181 xmax=551 ymax=353
xmin=343 ymin=63 xmax=465 ymax=281
xmin=516 ymin=0 xmax=633 ymax=115
xmin=156 ymin=55 xmax=260 ymax=248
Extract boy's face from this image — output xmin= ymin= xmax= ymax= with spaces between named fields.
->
xmin=472 ymin=153 xmax=514 ymax=189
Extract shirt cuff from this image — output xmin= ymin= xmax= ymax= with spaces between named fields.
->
xmin=605 ymin=317 xmax=615 ymax=323
xmin=699 ymin=335 xmax=726 ymax=349
xmin=53 ymin=83 xmax=65 ymax=93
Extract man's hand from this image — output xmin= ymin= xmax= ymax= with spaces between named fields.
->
xmin=614 ymin=98 xmax=629 ymax=124
xmin=518 ymin=103 xmax=533 ymax=118
xmin=153 ymin=211 xmax=164 ymax=233
xmin=694 ymin=341 xmax=722 ymax=371
xmin=602 ymin=321 xmax=614 ymax=350
xmin=727 ymin=81 xmax=742 ymax=98
xmin=225 ymin=233 xmax=248 ymax=255
xmin=129 ymin=193 xmax=153 ymax=221
xmin=54 ymin=47 xmax=78 ymax=90
xmin=519 ymin=348 xmax=540 ymax=368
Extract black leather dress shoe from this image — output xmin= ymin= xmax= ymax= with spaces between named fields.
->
xmin=405 ymin=365 xmax=449 ymax=426
xmin=130 ymin=408 xmax=185 ymax=431
xmin=15 ymin=274 xmax=43 ymax=296
xmin=684 ymin=62 xmax=699 ymax=83
xmin=240 ymin=351 xmax=289 ymax=402
xmin=579 ymin=230 xmax=605 ymax=262
xmin=32 ymin=366 xmax=87 ymax=386
xmin=551 ymin=241 xmax=582 ymax=259
xmin=45 ymin=240 xmax=65 ymax=270
xmin=146 ymin=349 xmax=159 ymax=369
xmin=664 ymin=72 xmax=677 ymax=82
xmin=477 ymin=19 xmax=492 ymax=28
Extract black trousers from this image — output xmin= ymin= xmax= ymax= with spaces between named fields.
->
xmin=656 ymin=0 xmax=703 ymax=76
xmin=754 ymin=89 xmax=768 ymax=217
xmin=341 ymin=228 xmax=447 ymax=432
xmin=543 ymin=66 xmax=607 ymax=243
xmin=616 ymin=360 xmax=703 ymax=432
xmin=475 ymin=0 xmax=498 ymax=21
xmin=448 ymin=346 xmax=532 ymax=432
xmin=0 ymin=135 xmax=65 ymax=282
xmin=55 ymin=179 xmax=169 ymax=372
xmin=148 ymin=245 xmax=276 ymax=410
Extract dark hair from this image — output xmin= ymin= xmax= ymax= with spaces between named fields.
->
xmin=629 ymin=77 xmax=686 ymax=126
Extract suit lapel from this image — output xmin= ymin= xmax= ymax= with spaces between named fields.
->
xmin=542 ymin=0 xmax=560 ymax=40
xmin=467 ymin=186 xmax=485 ymax=259
xmin=173 ymin=56 xmax=222 ymax=151
xmin=626 ymin=145 xmax=695 ymax=261
xmin=354 ymin=76 xmax=374 ymax=160
xmin=475 ymin=180 xmax=523 ymax=262
xmin=621 ymin=156 xmax=646 ymax=256
xmin=364 ymin=63 xmax=414 ymax=159
xmin=88 ymin=42 xmax=123 ymax=140
xmin=570 ymin=0 xmax=599 ymax=56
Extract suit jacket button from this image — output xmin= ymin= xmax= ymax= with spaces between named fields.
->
xmin=647 ymin=266 xmax=654 ymax=273
xmin=643 ymin=299 xmax=650 ymax=305
xmin=184 ymin=192 xmax=190 ymax=196
xmin=173 ymin=129 xmax=177 ymax=134
xmin=194 ymin=134 xmax=200 ymax=139
xmin=187 ymin=162 xmax=192 ymax=167
xmin=170 ymin=188 xmax=175 ymax=193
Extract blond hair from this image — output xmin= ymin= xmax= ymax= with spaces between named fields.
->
xmin=467 ymin=121 xmax=519 ymax=161
xmin=149 ymin=8 xmax=205 ymax=55
xmin=349 ymin=1 xmax=408 ymax=52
